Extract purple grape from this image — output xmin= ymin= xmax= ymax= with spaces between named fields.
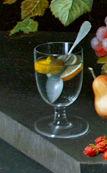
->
xmin=96 ymin=26 xmax=107 ymax=41
xmin=104 ymin=16 xmax=107 ymax=25
xmin=91 ymin=37 xmax=99 ymax=50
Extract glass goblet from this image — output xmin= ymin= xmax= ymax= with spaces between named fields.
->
xmin=34 ymin=42 xmax=89 ymax=138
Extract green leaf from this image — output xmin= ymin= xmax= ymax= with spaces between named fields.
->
xmin=97 ymin=56 xmax=107 ymax=64
xmin=10 ymin=18 xmax=38 ymax=35
xmin=50 ymin=0 xmax=93 ymax=26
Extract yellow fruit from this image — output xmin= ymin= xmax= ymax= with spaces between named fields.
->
xmin=34 ymin=56 xmax=51 ymax=74
xmin=34 ymin=56 xmax=64 ymax=74
xmin=60 ymin=63 xmax=83 ymax=81
xmin=92 ymin=74 xmax=107 ymax=119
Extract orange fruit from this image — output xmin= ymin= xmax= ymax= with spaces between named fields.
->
xmin=34 ymin=56 xmax=65 ymax=74
xmin=60 ymin=63 xmax=83 ymax=81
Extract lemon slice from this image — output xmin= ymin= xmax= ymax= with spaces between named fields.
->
xmin=60 ymin=63 xmax=83 ymax=81
xmin=65 ymin=54 xmax=77 ymax=65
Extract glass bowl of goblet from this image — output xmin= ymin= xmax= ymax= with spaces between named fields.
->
xmin=34 ymin=42 xmax=89 ymax=138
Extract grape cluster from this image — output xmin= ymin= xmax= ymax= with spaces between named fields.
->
xmin=91 ymin=16 xmax=107 ymax=57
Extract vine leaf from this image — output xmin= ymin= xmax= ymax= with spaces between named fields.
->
xmin=21 ymin=0 xmax=49 ymax=19
xmin=97 ymin=57 xmax=107 ymax=64
xmin=3 ymin=0 xmax=17 ymax=4
xmin=50 ymin=0 xmax=93 ymax=26
xmin=10 ymin=18 xmax=38 ymax=35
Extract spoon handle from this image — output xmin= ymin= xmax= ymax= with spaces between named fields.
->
xmin=68 ymin=21 xmax=92 ymax=55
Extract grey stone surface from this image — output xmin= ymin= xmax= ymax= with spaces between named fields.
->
xmin=0 ymin=111 xmax=79 ymax=173
xmin=0 ymin=138 xmax=52 ymax=173
xmin=0 ymin=31 xmax=107 ymax=173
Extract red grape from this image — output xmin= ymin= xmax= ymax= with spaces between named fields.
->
xmin=95 ymin=42 xmax=107 ymax=57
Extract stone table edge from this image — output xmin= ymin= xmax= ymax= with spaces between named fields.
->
xmin=0 ymin=110 xmax=80 ymax=173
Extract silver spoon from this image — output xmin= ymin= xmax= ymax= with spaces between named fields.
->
xmin=46 ymin=76 xmax=63 ymax=103
xmin=59 ymin=21 xmax=92 ymax=62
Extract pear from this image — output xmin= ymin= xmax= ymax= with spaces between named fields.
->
xmin=92 ymin=75 xmax=107 ymax=119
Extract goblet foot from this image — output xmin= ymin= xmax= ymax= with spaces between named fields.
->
xmin=34 ymin=116 xmax=89 ymax=138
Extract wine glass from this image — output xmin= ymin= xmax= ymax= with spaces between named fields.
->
xmin=34 ymin=42 xmax=89 ymax=138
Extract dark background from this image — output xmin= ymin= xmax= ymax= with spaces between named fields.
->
xmin=0 ymin=0 xmax=107 ymax=32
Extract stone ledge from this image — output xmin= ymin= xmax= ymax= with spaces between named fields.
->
xmin=0 ymin=111 xmax=80 ymax=173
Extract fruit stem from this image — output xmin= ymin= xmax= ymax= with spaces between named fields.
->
xmin=88 ymin=67 xmax=96 ymax=79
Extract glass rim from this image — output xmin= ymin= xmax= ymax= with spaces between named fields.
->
xmin=34 ymin=42 xmax=83 ymax=56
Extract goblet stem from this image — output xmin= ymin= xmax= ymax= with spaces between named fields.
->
xmin=34 ymin=106 xmax=89 ymax=138
xmin=52 ymin=107 xmax=72 ymax=129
